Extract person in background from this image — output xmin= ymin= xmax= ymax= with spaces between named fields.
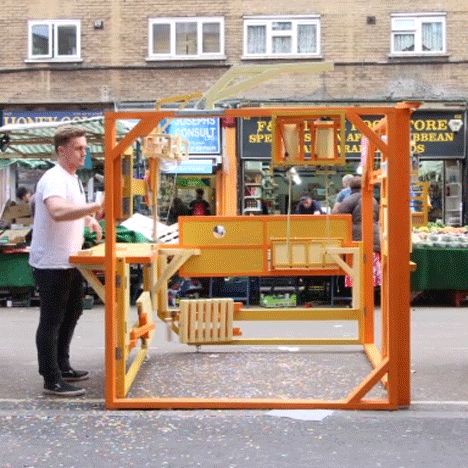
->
xmin=189 ymin=188 xmax=211 ymax=216
xmin=332 ymin=176 xmax=381 ymax=287
xmin=16 ymin=186 xmax=32 ymax=204
xmin=16 ymin=186 xmax=36 ymax=219
xmin=29 ymin=125 xmax=103 ymax=397
xmin=295 ymin=193 xmax=323 ymax=215
xmin=333 ymin=173 xmax=354 ymax=211
xmin=167 ymin=197 xmax=190 ymax=225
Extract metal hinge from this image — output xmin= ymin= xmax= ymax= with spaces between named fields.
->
xmin=115 ymin=275 xmax=121 ymax=288
xmin=115 ymin=346 xmax=122 ymax=360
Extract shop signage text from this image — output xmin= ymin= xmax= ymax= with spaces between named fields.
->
xmin=163 ymin=118 xmax=221 ymax=155
xmin=2 ymin=110 xmax=102 ymax=125
xmin=161 ymin=159 xmax=213 ymax=174
xmin=240 ymin=111 xmax=465 ymax=159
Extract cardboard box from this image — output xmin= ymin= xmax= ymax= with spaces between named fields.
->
xmin=2 ymin=204 xmax=31 ymax=222
xmin=15 ymin=216 xmax=33 ymax=226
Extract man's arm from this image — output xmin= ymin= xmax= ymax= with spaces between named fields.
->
xmin=45 ymin=196 xmax=102 ymax=222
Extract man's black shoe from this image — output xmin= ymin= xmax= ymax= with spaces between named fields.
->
xmin=43 ymin=381 xmax=86 ymax=397
xmin=61 ymin=369 xmax=90 ymax=382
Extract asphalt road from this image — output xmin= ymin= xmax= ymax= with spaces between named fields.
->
xmin=1 ymin=305 xmax=468 ymax=467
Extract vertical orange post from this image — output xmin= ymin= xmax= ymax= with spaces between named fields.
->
xmin=104 ymin=113 xmax=117 ymax=408
xmin=216 ymin=123 xmax=238 ymax=215
xmin=361 ymin=145 xmax=375 ymax=344
xmin=386 ymin=107 xmax=412 ymax=407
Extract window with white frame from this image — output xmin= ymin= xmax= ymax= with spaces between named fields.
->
xmin=391 ymin=13 xmax=446 ymax=55
xmin=243 ymin=16 xmax=320 ymax=58
xmin=28 ymin=20 xmax=81 ymax=61
xmin=148 ymin=17 xmax=224 ymax=59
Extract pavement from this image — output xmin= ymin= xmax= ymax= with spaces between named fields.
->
xmin=1 ymin=304 xmax=468 ymax=467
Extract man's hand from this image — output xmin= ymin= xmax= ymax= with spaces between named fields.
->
xmin=87 ymin=217 xmax=103 ymax=242
xmin=95 ymin=194 xmax=105 ymax=220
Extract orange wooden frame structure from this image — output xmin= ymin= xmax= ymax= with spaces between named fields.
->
xmin=95 ymin=103 xmax=414 ymax=410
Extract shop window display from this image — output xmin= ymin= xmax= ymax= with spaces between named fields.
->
xmin=419 ymin=160 xmax=463 ymax=226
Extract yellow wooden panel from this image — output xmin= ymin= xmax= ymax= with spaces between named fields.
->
xmin=291 ymin=244 xmax=306 ymax=265
xmin=180 ymin=219 xmax=264 ymax=246
xmin=266 ymin=217 xmax=351 ymax=241
xmin=181 ymin=248 xmax=264 ymax=275
xmin=272 ymin=238 xmax=342 ymax=269
xmin=308 ymin=243 xmax=324 ymax=264
xmin=273 ymin=244 xmax=289 ymax=267
xmin=131 ymin=178 xmax=147 ymax=196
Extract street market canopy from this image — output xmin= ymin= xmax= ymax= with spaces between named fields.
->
xmin=0 ymin=117 xmax=129 ymax=160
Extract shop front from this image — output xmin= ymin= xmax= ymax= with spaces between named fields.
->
xmin=238 ymin=108 xmax=466 ymax=225
xmin=411 ymin=110 xmax=466 ymax=226
xmin=159 ymin=117 xmax=221 ymax=221
xmin=239 ymin=115 xmax=362 ymax=215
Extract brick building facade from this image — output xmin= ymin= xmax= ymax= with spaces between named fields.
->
xmin=0 ymin=0 xmax=467 ymax=106
xmin=0 ymin=0 xmax=466 ymax=223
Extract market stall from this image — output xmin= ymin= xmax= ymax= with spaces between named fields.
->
xmin=411 ymin=224 xmax=468 ymax=305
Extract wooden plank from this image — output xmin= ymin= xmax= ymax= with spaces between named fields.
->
xmin=212 ymin=300 xmax=220 ymax=341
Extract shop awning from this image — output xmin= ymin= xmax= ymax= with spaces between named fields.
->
xmin=0 ymin=117 xmax=129 ymax=160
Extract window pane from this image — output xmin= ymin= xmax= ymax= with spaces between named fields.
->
xmin=272 ymin=22 xmax=291 ymax=31
xmin=57 ymin=25 xmax=77 ymax=55
xmin=32 ymin=24 xmax=49 ymax=56
xmin=176 ymin=22 xmax=197 ymax=55
xmin=298 ymin=24 xmax=316 ymax=53
xmin=422 ymin=22 xmax=442 ymax=51
xmin=394 ymin=33 xmax=415 ymax=52
xmin=393 ymin=18 xmax=415 ymax=31
xmin=247 ymin=25 xmax=266 ymax=54
xmin=272 ymin=36 xmax=291 ymax=53
xmin=153 ymin=24 xmax=170 ymax=53
xmin=202 ymin=22 xmax=220 ymax=53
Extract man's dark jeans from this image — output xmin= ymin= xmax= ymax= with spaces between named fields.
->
xmin=33 ymin=268 xmax=84 ymax=384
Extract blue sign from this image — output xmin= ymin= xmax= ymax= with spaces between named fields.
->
xmin=2 ymin=110 xmax=102 ymax=126
xmin=161 ymin=159 xmax=213 ymax=174
xmin=163 ymin=118 xmax=220 ymax=155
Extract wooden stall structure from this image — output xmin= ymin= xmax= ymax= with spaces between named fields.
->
xmin=70 ymin=103 xmax=415 ymax=410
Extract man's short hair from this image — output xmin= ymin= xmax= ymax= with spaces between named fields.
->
xmin=349 ymin=176 xmax=362 ymax=189
xmin=53 ymin=125 xmax=86 ymax=152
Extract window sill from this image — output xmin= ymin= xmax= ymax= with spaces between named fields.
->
xmin=25 ymin=58 xmax=83 ymax=64
xmin=241 ymin=55 xmax=323 ymax=60
xmin=145 ymin=55 xmax=226 ymax=62
xmin=388 ymin=53 xmax=450 ymax=61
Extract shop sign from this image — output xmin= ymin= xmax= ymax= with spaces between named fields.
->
xmin=2 ymin=110 xmax=102 ymax=125
xmin=161 ymin=159 xmax=213 ymax=174
xmin=163 ymin=118 xmax=220 ymax=155
xmin=410 ymin=111 xmax=465 ymax=159
xmin=175 ymin=177 xmax=211 ymax=188
xmin=239 ymin=111 xmax=465 ymax=160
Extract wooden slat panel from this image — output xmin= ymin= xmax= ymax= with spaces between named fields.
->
xmin=189 ymin=301 xmax=197 ymax=343
xmin=212 ymin=300 xmax=220 ymax=341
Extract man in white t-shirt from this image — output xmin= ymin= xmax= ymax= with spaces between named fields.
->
xmin=30 ymin=125 xmax=103 ymax=397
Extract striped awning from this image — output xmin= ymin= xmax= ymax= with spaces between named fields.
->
xmin=0 ymin=117 xmax=129 ymax=160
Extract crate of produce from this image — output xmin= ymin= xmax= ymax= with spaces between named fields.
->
xmin=260 ymin=293 xmax=297 ymax=308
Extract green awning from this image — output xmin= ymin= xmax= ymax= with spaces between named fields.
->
xmin=0 ymin=117 xmax=130 ymax=160
xmin=0 ymin=158 xmax=54 ymax=169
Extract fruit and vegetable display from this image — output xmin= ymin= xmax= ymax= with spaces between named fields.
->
xmin=412 ymin=222 xmax=468 ymax=248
